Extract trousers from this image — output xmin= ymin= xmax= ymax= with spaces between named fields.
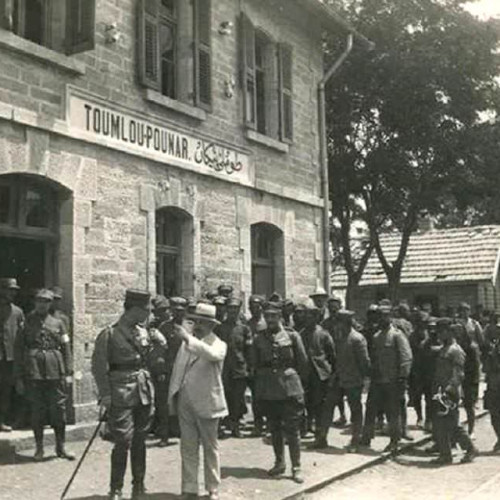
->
xmin=153 ymin=375 xmax=170 ymax=441
xmin=224 ymin=377 xmax=247 ymax=424
xmin=108 ymin=403 xmax=154 ymax=490
xmin=362 ymin=381 xmax=403 ymax=444
xmin=178 ymin=391 xmax=221 ymax=495
xmin=433 ymin=403 xmax=474 ymax=460
xmin=0 ymin=360 xmax=13 ymax=425
xmin=262 ymin=397 xmax=303 ymax=468
xmin=30 ymin=379 xmax=66 ymax=429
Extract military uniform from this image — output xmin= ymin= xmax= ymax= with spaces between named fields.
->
xmin=432 ymin=326 xmax=476 ymax=464
xmin=253 ymin=310 xmax=308 ymax=480
xmin=483 ymin=334 xmax=500 ymax=449
xmin=15 ymin=289 xmax=73 ymax=460
xmin=0 ymin=278 xmax=24 ymax=431
xmin=246 ymin=295 xmax=267 ymax=435
xmin=361 ymin=320 xmax=413 ymax=450
xmin=323 ymin=312 xmax=370 ymax=449
xmin=92 ymin=290 xmax=155 ymax=500
xmin=300 ymin=322 xmax=335 ymax=446
xmin=215 ymin=307 xmax=252 ymax=436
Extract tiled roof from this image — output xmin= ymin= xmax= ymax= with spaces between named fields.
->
xmin=331 ymin=225 xmax=500 ymax=288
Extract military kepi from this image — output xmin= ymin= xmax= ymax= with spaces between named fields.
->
xmin=125 ymin=289 xmax=151 ymax=308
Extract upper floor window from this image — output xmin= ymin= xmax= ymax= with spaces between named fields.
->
xmin=240 ymin=14 xmax=293 ymax=143
xmin=0 ymin=0 xmax=96 ymax=55
xmin=138 ymin=0 xmax=212 ymax=110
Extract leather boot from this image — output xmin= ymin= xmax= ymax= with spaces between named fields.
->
xmin=34 ymin=427 xmax=44 ymax=461
xmin=55 ymin=427 xmax=76 ymax=460
xmin=108 ymin=490 xmax=123 ymax=500
xmin=131 ymin=482 xmax=147 ymax=500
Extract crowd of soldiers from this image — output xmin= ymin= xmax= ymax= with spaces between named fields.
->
xmin=3 ymin=275 xmax=500 ymax=499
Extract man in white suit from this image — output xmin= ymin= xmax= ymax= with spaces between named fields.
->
xmin=168 ymin=302 xmax=227 ymax=500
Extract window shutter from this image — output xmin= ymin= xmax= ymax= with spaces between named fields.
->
xmin=278 ymin=43 xmax=293 ymax=142
xmin=240 ymin=13 xmax=257 ymax=129
xmin=193 ymin=0 xmax=212 ymax=110
xmin=138 ymin=0 xmax=161 ymax=91
xmin=65 ymin=0 xmax=96 ymax=55
xmin=0 ymin=0 xmax=13 ymax=30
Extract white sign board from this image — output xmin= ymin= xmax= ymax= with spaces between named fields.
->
xmin=67 ymin=93 xmax=252 ymax=186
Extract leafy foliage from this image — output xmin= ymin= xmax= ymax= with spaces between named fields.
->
xmin=325 ymin=0 xmax=500 ymax=301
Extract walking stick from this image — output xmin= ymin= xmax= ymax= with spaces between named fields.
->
xmin=60 ymin=409 xmax=107 ymax=500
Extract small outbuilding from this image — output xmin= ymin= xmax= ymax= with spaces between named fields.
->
xmin=331 ymin=225 xmax=500 ymax=315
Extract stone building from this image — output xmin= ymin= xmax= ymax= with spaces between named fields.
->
xmin=331 ymin=226 xmax=500 ymax=316
xmin=0 ymin=0 xmax=364 ymax=421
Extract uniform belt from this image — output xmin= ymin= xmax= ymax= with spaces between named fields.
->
xmin=109 ymin=363 xmax=143 ymax=372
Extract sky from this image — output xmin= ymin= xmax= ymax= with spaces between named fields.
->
xmin=466 ymin=0 xmax=500 ymax=19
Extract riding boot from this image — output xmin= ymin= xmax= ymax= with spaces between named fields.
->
xmin=131 ymin=438 xmax=147 ymax=499
xmin=110 ymin=444 xmax=128 ymax=494
xmin=34 ymin=426 xmax=44 ymax=461
xmin=55 ymin=426 xmax=76 ymax=460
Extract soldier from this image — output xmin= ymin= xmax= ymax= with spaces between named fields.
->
xmin=50 ymin=286 xmax=71 ymax=333
xmin=282 ymin=299 xmax=296 ymax=329
xmin=0 ymin=278 xmax=24 ymax=432
xmin=14 ymin=288 xmax=74 ymax=461
xmin=457 ymin=302 xmax=485 ymax=352
xmin=323 ymin=310 xmax=370 ymax=452
xmin=360 ymin=304 xmax=413 ymax=454
xmin=454 ymin=323 xmax=481 ymax=438
xmin=217 ymin=284 xmax=234 ymax=299
xmin=213 ymin=296 xmax=227 ymax=324
xmin=215 ymin=298 xmax=252 ymax=437
xmin=483 ymin=321 xmax=500 ymax=452
xmin=91 ymin=289 xmax=155 ymax=500
xmin=321 ymin=295 xmax=347 ymax=428
xmin=292 ymin=303 xmax=307 ymax=332
xmin=246 ymin=295 xmax=266 ymax=436
xmin=253 ymin=302 xmax=308 ymax=483
xmin=148 ymin=295 xmax=170 ymax=446
xmin=159 ymin=297 xmax=188 ymax=440
xmin=309 ymin=286 xmax=329 ymax=320
xmin=431 ymin=318 xmax=477 ymax=465
xmin=300 ymin=300 xmax=335 ymax=449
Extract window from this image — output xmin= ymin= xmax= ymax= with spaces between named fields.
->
xmin=240 ymin=14 xmax=293 ymax=142
xmin=139 ymin=0 xmax=212 ymax=110
xmin=251 ymin=223 xmax=285 ymax=298
xmin=0 ymin=177 xmax=57 ymax=235
xmin=0 ymin=0 xmax=95 ymax=54
xmin=155 ymin=207 xmax=194 ymax=297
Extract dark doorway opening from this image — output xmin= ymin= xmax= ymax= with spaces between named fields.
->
xmin=0 ymin=237 xmax=49 ymax=312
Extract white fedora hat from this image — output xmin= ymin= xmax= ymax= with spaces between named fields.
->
xmin=187 ymin=303 xmax=220 ymax=325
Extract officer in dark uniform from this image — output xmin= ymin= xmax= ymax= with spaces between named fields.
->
xmin=253 ymin=302 xmax=308 ymax=483
xmin=431 ymin=318 xmax=477 ymax=465
xmin=483 ymin=322 xmax=500 ymax=452
xmin=0 ymin=278 xmax=24 ymax=432
xmin=300 ymin=299 xmax=335 ymax=449
xmin=247 ymin=295 xmax=267 ymax=436
xmin=14 ymin=288 xmax=74 ymax=461
xmin=215 ymin=298 xmax=252 ymax=437
xmin=148 ymin=295 xmax=170 ymax=446
xmin=92 ymin=289 xmax=155 ymax=500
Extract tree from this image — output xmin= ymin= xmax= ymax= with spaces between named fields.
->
xmin=325 ymin=0 xmax=500 ymax=303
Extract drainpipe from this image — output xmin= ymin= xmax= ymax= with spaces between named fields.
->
xmin=318 ymin=33 xmax=354 ymax=295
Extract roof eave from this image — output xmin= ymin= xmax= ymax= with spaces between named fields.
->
xmin=298 ymin=0 xmax=374 ymax=49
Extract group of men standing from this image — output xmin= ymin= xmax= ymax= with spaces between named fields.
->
xmin=0 ymin=277 xmax=74 ymax=461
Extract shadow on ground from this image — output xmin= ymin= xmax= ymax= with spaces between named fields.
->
xmin=221 ymin=466 xmax=277 ymax=480
xmin=69 ymin=495 xmax=182 ymax=500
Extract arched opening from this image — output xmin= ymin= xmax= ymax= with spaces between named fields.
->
xmin=251 ymin=222 xmax=285 ymax=298
xmin=155 ymin=206 xmax=194 ymax=297
xmin=0 ymin=174 xmax=72 ymax=311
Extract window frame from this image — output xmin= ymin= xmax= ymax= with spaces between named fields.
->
xmin=240 ymin=13 xmax=294 ymax=145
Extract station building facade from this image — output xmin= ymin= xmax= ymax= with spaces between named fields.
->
xmin=0 ymin=0 xmax=352 ymax=421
